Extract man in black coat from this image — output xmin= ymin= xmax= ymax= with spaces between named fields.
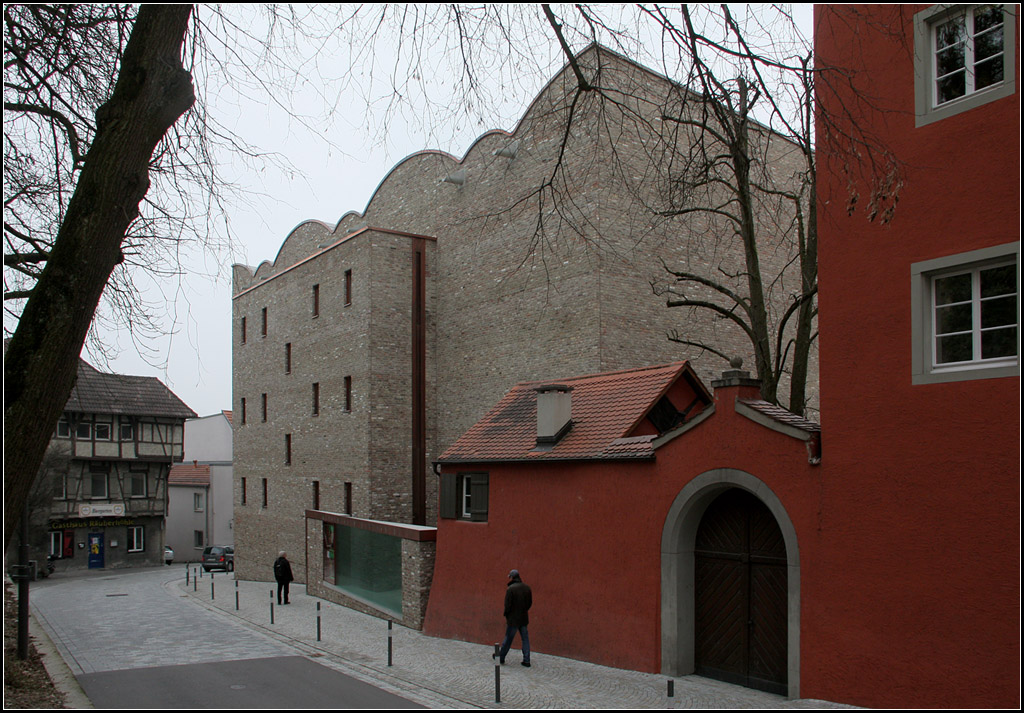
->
xmin=274 ymin=551 xmax=294 ymax=604
xmin=496 ymin=569 xmax=532 ymax=666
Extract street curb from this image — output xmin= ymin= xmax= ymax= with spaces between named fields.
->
xmin=168 ymin=573 xmax=474 ymax=708
xmin=29 ymin=610 xmax=94 ymax=709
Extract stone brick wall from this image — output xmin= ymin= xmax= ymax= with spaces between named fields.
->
xmin=305 ymin=513 xmax=436 ymax=630
xmin=232 ymin=45 xmax=815 ymax=589
xmin=233 ymin=229 xmax=435 ymax=582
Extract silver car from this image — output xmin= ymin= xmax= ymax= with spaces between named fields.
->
xmin=201 ymin=545 xmax=234 ymax=572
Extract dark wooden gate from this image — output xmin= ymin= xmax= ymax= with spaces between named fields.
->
xmin=694 ymin=489 xmax=788 ymax=694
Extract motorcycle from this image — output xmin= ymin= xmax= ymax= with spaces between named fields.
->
xmin=37 ymin=555 xmax=57 ymax=579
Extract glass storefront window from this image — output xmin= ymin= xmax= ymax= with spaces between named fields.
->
xmin=332 ymin=524 xmax=402 ymax=615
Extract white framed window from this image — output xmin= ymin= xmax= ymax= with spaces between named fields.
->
xmin=120 ymin=421 xmax=134 ymax=441
xmin=460 ymin=476 xmax=474 ymax=518
xmin=89 ymin=463 xmax=109 ymax=499
xmin=194 ymin=492 xmax=204 ymax=512
xmin=440 ymin=471 xmax=488 ymax=521
xmin=127 ymin=526 xmax=144 ymax=553
xmin=94 ymin=422 xmax=112 ymax=441
xmin=912 ymin=242 xmax=1019 ymax=384
xmin=76 ymin=422 xmax=92 ymax=440
xmin=914 ymin=4 xmax=1017 ymax=126
xmin=130 ymin=471 xmax=147 ymax=498
xmin=194 ymin=530 xmax=204 ymax=548
xmin=53 ymin=472 xmax=67 ymax=500
xmin=56 ymin=418 xmax=70 ymax=438
xmin=49 ymin=531 xmax=63 ymax=558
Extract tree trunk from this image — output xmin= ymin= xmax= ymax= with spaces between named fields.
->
xmin=789 ymin=169 xmax=818 ymax=416
xmin=731 ymin=80 xmax=775 ymax=404
xmin=4 ymin=5 xmax=196 ymax=549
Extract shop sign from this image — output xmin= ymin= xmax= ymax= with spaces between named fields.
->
xmin=78 ymin=503 xmax=125 ymax=517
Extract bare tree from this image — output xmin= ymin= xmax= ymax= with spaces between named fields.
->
xmin=4 ymin=4 xmax=196 ymax=547
xmin=360 ymin=3 xmax=898 ymax=415
xmin=4 ymin=3 xmax=901 ymax=545
xmin=3 ymin=3 xmax=361 ymax=548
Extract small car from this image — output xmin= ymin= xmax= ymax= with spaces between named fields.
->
xmin=202 ymin=545 xmax=234 ymax=572
xmin=164 ymin=545 xmax=174 ymax=565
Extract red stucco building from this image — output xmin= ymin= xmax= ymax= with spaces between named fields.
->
xmin=811 ymin=3 xmax=1019 ymax=708
xmin=425 ymin=4 xmax=1019 ymax=709
xmin=427 ymin=362 xmax=821 ymax=697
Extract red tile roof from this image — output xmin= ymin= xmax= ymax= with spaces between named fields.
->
xmin=168 ymin=463 xmax=210 ymax=486
xmin=439 ymin=362 xmax=706 ymax=463
xmin=738 ymin=399 xmax=821 ymax=434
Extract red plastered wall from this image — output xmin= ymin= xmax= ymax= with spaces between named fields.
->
xmin=812 ymin=4 xmax=1020 ymax=708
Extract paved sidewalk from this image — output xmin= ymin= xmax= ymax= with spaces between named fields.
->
xmin=176 ymin=569 xmax=850 ymax=709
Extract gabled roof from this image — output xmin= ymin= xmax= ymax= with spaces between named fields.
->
xmin=65 ymin=360 xmax=196 ymax=419
xmin=168 ymin=463 xmax=210 ymax=487
xmin=438 ymin=362 xmax=710 ymax=463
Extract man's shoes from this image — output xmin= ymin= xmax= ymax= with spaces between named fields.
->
xmin=521 ymin=661 xmax=531 ymax=667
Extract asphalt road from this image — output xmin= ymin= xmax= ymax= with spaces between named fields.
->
xmin=29 ymin=566 xmax=420 ymax=709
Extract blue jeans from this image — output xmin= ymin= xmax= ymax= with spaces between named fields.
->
xmin=499 ymin=624 xmax=530 ymax=663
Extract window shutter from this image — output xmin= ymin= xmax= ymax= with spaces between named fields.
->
xmin=469 ymin=474 xmax=489 ymax=522
xmin=439 ymin=471 xmax=457 ymax=519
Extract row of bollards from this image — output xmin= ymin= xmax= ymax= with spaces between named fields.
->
xmin=185 ymin=570 xmax=683 ymax=706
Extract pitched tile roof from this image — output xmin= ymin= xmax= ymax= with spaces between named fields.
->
xmin=737 ymin=399 xmax=821 ymax=434
xmin=439 ymin=362 xmax=705 ymax=463
xmin=65 ymin=360 xmax=196 ymax=419
xmin=168 ymin=462 xmax=210 ymax=486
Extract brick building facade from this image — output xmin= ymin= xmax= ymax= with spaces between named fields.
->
xmin=232 ymin=45 xmax=813 ymax=618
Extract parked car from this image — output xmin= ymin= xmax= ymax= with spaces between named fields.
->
xmin=202 ymin=545 xmax=234 ymax=572
xmin=164 ymin=545 xmax=174 ymax=565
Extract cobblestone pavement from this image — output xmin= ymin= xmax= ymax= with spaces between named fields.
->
xmin=172 ymin=568 xmax=854 ymax=709
xmin=30 ymin=567 xmax=294 ymax=676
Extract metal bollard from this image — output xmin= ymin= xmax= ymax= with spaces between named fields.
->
xmin=387 ymin=620 xmax=393 ymax=666
xmin=668 ymin=679 xmax=674 ymax=697
xmin=210 ymin=574 xmax=215 ymax=601
xmin=317 ymin=602 xmax=322 ymax=642
xmin=235 ymin=580 xmax=239 ymax=611
xmin=270 ymin=590 xmax=275 ymax=625
xmin=494 ymin=643 xmax=501 ymax=703
xmin=185 ymin=563 xmax=190 ymax=585
xmin=193 ymin=569 xmax=197 ymax=592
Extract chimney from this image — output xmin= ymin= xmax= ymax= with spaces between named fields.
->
xmin=535 ymin=384 xmax=573 ymax=446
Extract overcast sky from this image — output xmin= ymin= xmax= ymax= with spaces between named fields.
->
xmin=86 ymin=4 xmax=814 ymax=418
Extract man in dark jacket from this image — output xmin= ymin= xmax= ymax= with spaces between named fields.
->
xmin=496 ymin=569 xmax=532 ymax=666
xmin=274 ymin=551 xmax=294 ymax=604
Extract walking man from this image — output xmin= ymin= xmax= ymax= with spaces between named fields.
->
xmin=274 ymin=551 xmax=293 ymax=605
xmin=496 ymin=568 xmax=532 ymax=667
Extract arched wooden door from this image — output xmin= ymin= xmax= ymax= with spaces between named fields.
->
xmin=694 ymin=488 xmax=788 ymax=694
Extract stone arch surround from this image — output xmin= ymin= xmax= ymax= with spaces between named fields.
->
xmin=660 ymin=468 xmax=801 ymax=698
